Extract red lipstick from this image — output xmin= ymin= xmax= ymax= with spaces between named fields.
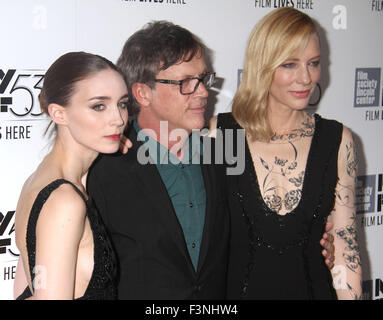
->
xmin=105 ymin=134 xmax=121 ymax=141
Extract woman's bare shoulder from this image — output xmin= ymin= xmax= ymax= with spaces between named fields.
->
xmin=208 ymin=115 xmax=218 ymax=138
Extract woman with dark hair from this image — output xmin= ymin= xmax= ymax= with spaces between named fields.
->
xmin=211 ymin=7 xmax=362 ymax=299
xmin=13 ymin=52 xmax=129 ymax=300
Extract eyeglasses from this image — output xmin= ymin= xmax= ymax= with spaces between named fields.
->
xmin=154 ymin=72 xmax=216 ymax=95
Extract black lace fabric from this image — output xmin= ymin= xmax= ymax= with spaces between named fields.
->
xmin=218 ymin=113 xmax=340 ymax=300
xmin=16 ymin=179 xmax=117 ymax=300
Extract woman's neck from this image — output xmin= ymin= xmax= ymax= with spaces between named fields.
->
xmin=47 ymin=136 xmax=98 ymax=185
xmin=268 ymin=109 xmax=308 ymax=135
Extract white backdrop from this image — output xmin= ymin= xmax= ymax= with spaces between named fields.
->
xmin=0 ymin=0 xmax=382 ymax=300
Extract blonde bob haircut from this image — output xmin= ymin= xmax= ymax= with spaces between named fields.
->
xmin=232 ymin=7 xmax=318 ymax=142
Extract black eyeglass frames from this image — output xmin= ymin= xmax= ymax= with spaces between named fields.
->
xmin=154 ymin=72 xmax=216 ymax=95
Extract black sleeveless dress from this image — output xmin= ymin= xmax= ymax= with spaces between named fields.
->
xmin=217 ymin=113 xmax=341 ymax=300
xmin=16 ymin=179 xmax=117 ymax=300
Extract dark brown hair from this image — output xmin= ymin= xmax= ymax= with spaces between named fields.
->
xmin=40 ymin=51 xmax=123 ymax=133
xmin=116 ymin=20 xmax=205 ymax=115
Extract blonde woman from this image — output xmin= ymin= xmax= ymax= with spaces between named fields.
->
xmin=212 ymin=7 xmax=362 ymax=299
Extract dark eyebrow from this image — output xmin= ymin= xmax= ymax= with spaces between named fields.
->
xmin=119 ymin=93 xmax=130 ymax=100
xmin=88 ymin=96 xmax=110 ymax=102
xmin=181 ymin=70 xmax=208 ymax=79
xmin=88 ymin=93 xmax=129 ymax=102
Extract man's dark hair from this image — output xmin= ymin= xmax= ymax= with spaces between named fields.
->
xmin=117 ymin=20 xmax=205 ymax=114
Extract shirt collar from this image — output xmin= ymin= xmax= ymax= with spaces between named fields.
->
xmin=133 ymin=119 xmax=202 ymax=166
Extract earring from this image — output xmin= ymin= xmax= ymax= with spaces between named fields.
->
xmin=309 ymin=83 xmax=321 ymax=106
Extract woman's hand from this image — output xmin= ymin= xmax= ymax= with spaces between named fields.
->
xmin=120 ymin=135 xmax=133 ymax=154
xmin=320 ymin=221 xmax=335 ymax=269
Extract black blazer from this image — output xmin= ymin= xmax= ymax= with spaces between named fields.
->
xmin=87 ymin=124 xmax=229 ymax=299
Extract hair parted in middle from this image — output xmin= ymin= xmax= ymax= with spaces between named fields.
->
xmin=116 ymin=20 xmax=205 ymax=115
xmin=232 ymin=7 xmax=318 ymax=142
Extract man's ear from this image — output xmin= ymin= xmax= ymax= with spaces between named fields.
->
xmin=48 ymin=103 xmax=68 ymax=126
xmin=131 ymin=82 xmax=153 ymax=108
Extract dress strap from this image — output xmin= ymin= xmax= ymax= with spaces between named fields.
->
xmin=25 ymin=179 xmax=87 ymax=293
xmin=217 ymin=112 xmax=240 ymax=130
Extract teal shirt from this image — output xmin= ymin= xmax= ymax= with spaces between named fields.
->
xmin=133 ymin=120 xmax=206 ymax=271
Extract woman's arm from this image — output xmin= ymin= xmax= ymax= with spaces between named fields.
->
xmin=32 ymin=184 xmax=87 ymax=299
xmin=13 ymin=257 xmax=28 ymax=299
xmin=328 ymin=126 xmax=362 ymax=299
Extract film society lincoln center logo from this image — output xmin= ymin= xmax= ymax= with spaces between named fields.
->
xmin=356 ymin=174 xmax=383 ymax=227
xmin=354 ymin=68 xmax=381 ymax=108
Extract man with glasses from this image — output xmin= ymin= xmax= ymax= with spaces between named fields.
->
xmin=87 ymin=21 xmax=229 ymax=299
xmin=87 ymin=20 xmax=334 ymax=300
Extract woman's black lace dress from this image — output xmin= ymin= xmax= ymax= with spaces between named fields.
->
xmin=217 ymin=113 xmax=341 ymax=300
xmin=16 ymin=179 xmax=117 ymax=300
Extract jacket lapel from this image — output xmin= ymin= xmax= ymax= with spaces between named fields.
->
xmin=196 ymin=154 xmax=215 ymax=274
xmin=124 ymin=125 xmax=195 ymax=272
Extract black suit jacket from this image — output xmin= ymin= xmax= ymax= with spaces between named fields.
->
xmin=87 ymin=125 xmax=229 ymax=299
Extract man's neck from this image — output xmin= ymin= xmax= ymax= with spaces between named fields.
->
xmin=136 ymin=117 xmax=191 ymax=160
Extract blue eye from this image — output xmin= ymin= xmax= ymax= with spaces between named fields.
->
xmin=118 ymin=101 xmax=129 ymax=109
xmin=310 ymin=60 xmax=320 ymax=67
xmin=281 ymin=63 xmax=295 ymax=68
xmin=92 ymin=104 xmax=105 ymax=111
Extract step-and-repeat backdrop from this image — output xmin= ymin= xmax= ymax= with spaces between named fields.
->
xmin=0 ymin=0 xmax=382 ymax=300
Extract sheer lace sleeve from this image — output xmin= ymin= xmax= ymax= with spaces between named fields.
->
xmin=328 ymin=126 xmax=362 ymax=300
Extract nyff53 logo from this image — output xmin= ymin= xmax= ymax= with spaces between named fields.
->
xmin=0 ymin=211 xmax=18 ymax=258
xmin=0 ymin=69 xmax=44 ymax=118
